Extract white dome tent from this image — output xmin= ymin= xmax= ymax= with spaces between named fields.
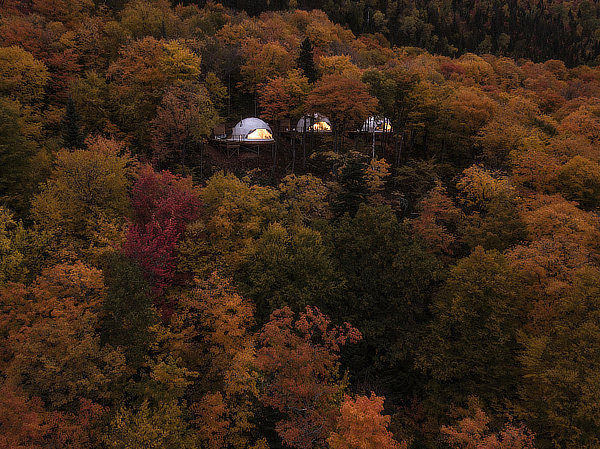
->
xmin=296 ymin=113 xmax=332 ymax=133
xmin=361 ymin=116 xmax=393 ymax=133
xmin=230 ymin=117 xmax=274 ymax=142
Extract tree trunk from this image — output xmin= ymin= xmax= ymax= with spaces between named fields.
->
xmin=396 ymin=131 xmax=404 ymax=167
xmin=302 ymin=121 xmax=307 ymax=170
xmin=273 ymin=124 xmax=279 ymax=176
xmin=292 ymin=132 xmax=296 ymax=173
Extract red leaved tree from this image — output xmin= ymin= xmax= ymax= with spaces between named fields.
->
xmin=0 ymin=384 xmax=48 ymax=449
xmin=123 ymin=165 xmax=202 ymax=315
xmin=256 ymin=306 xmax=362 ymax=449
xmin=0 ymin=379 xmax=104 ymax=449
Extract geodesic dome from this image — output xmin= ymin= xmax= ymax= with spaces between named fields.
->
xmin=231 ymin=117 xmax=274 ymax=142
xmin=296 ymin=113 xmax=332 ymax=132
xmin=361 ymin=116 xmax=392 ymax=133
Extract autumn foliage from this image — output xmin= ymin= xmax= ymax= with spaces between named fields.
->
xmin=3 ymin=0 xmax=600 ymax=448
xmin=441 ymin=407 xmax=535 ymax=449
xmin=123 ymin=165 xmax=202 ymax=310
xmin=328 ymin=393 xmax=406 ymax=449
xmin=256 ymin=306 xmax=361 ymax=449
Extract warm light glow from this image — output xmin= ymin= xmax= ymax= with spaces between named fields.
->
xmin=246 ymin=128 xmax=273 ymax=140
xmin=376 ymin=121 xmax=392 ymax=132
xmin=312 ymin=121 xmax=331 ymax=131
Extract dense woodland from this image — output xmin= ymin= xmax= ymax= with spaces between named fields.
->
xmin=218 ymin=0 xmax=600 ymax=66
xmin=1 ymin=0 xmax=600 ymax=448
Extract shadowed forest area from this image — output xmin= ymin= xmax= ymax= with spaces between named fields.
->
xmin=218 ymin=0 xmax=600 ymax=66
xmin=1 ymin=1 xmax=600 ymax=448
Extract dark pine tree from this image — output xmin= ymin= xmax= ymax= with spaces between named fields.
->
xmin=334 ymin=156 xmax=368 ymax=218
xmin=62 ymin=97 xmax=85 ymax=149
xmin=101 ymin=252 xmax=156 ymax=368
xmin=297 ymin=37 xmax=317 ymax=83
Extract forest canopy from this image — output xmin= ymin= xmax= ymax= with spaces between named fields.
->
xmin=1 ymin=0 xmax=600 ymax=448
xmin=217 ymin=0 xmax=600 ymax=66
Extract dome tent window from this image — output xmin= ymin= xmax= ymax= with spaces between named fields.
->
xmin=296 ymin=113 xmax=332 ymax=132
xmin=246 ymin=128 xmax=273 ymax=140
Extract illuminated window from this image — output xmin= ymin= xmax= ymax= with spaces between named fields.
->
xmin=312 ymin=121 xmax=331 ymax=131
xmin=376 ymin=121 xmax=392 ymax=131
xmin=246 ymin=128 xmax=273 ymax=140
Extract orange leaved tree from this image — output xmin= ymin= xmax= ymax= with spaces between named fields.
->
xmin=328 ymin=393 xmax=406 ymax=449
xmin=256 ymin=306 xmax=361 ymax=449
xmin=305 ymin=75 xmax=377 ymax=151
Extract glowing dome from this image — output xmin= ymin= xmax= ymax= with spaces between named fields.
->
xmin=231 ymin=117 xmax=274 ymax=142
xmin=296 ymin=113 xmax=332 ymax=133
xmin=361 ymin=116 xmax=393 ymax=133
